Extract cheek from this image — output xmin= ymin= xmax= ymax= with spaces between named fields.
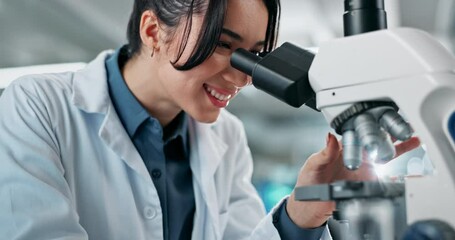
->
xmin=156 ymin=52 xmax=230 ymax=100
xmin=185 ymin=55 xmax=228 ymax=83
xmin=156 ymin=65 xmax=203 ymax=97
xmin=200 ymin=53 xmax=230 ymax=75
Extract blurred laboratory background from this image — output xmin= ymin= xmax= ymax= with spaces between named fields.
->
xmin=0 ymin=0 xmax=453 ymax=211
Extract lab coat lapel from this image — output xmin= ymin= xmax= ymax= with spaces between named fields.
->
xmin=189 ymin=117 xmax=228 ymax=239
xmin=71 ymin=50 xmax=150 ymax=181
xmin=97 ymin=105 xmax=151 ymax=180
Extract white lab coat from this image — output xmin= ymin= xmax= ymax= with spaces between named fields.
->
xmin=0 ymin=51 xmax=330 ymax=240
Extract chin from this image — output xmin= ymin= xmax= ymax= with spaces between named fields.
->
xmin=191 ymin=109 xmax=220 ymax=123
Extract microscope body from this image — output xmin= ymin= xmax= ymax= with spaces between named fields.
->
xmin=230 ymin=21 xmax=455 ymax=239
xmin=230 ymin=1 xmax=455 ymax=234
xmin=309 ymin=27 xmax=455 ymax=229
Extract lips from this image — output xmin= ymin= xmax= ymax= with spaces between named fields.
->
xmin=203 ymin=84 xmax=237 ymax=108
xmin=205 ymin=85 xmax=232 ymax=101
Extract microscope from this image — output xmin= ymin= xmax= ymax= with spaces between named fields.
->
xmin=231 ymin=0 xmax=455 ymax=239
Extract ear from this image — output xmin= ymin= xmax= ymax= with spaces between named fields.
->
xmin=139 ymin=10 xmax=161 ymax=55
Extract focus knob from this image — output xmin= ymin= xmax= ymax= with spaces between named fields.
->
xmin=402 ymin=220 xmax=455 ymax=240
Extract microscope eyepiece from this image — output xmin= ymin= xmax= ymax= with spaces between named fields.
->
xmin=230 ymin=49 xmax=261 ymax=76
xmin=344 ymin=0 xmax=387 ymax=36
xmin=230 ymin=43 xmax=318 ymax=109
xmin=345 ymin=0 xmax=385 ymax=11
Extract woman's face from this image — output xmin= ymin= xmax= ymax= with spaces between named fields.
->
xmin=154 ymin=0 xmax=269 ymax=123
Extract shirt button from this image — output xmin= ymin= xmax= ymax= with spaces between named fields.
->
xmin=151 ymin=169 xmax=162 ymax=179
xmin=272 ymin=214 xmax=279 ymax=224
xmin=143 ymin=207 xmax=157 ymax=220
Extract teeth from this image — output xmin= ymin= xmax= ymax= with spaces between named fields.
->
xmin=205 ymin=85 xmax=232 ymax=101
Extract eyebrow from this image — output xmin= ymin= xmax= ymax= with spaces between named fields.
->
xmin=222 ymin=28 xmax=243 ymax=41
xmin=222 ymin=28 xmax=265 ymax=47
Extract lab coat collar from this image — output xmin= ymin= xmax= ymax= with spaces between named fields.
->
xmin=71 ymin=50 xmax=151 ymax=181
xmin=72 ymin=50 xmax=113 ymax=114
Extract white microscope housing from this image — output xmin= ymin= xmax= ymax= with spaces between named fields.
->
xmin=309 ymin=27 xmax=455 ymax=229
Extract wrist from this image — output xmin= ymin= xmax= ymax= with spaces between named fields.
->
xmin=285 ymin=192 xmax=331 ymax=229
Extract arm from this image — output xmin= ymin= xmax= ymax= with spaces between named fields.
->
xmin=0 ymin=79 xmax=89 ymax=239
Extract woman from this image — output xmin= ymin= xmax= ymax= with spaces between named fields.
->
xmin=0 ymin=0 xmax=419 ymax=239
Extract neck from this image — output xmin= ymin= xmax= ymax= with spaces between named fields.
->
xmin=122 ymin=52 xmax=180 ymax=127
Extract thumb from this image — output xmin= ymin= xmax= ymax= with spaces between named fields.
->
xmin=319 ymin=133 xmax=341 ymax=165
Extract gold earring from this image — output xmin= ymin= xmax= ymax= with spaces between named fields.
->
xmin=150 ymin=48 xmax=155 ymax=58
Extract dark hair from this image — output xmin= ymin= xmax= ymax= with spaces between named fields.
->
xmin=126 ymin=0 xmax=280 ymax=71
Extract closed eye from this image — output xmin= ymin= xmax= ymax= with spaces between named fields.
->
xmin=217 ymin=41 xmax=232 ymax=50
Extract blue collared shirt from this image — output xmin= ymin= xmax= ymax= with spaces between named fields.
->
xmin=106 ymin=47 xmax=194 ymax=240
xmin=105 ymin=46 xmax=325 ymax=240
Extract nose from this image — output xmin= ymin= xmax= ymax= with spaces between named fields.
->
xmin=223 ymin=65 xmax=250 ymax=89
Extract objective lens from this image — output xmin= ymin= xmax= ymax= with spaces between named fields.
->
xmin=354 ymin=113 xmax=382 ymax=156
xmin=354 ymin=113 xmax=397 ymax=163
xmin=374 ymin=130 xmax=396 ymax=163
xmin=379 ymin=109 xmax=414 ymax=141
xmin=342 ymin=130 xmax=363 ymax=170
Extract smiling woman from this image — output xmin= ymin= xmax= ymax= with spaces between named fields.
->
xmin=121 ymin=0 xmax=277 ymax=126
xmin=0 ymin=0 xmax=422 ymax=239
xmin=0 ymin=0 xmax=326 ymax=240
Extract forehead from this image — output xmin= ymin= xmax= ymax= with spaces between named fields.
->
xmin=223 ymin=0 xmax=269 ymax=42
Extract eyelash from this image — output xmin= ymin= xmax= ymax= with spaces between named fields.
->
xmin=217 ymin=41 xmax=232 ymax=50
xmin=217 ymin=41 xmax=266 ymax=57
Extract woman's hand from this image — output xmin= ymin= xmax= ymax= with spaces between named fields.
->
xmin=285 ymin=133 xmax=421 ymax=228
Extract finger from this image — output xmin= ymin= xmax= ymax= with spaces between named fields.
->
xmin=394 ymin=137 xmax=421 ymax=158
xmin=319 ymin=133 xmax=341 ymax=165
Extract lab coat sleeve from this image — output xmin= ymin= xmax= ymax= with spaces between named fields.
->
xmin=0 ymin=78 xmax=89 ymax=239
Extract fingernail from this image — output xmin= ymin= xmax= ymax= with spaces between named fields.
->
xmin=326 ymin=133 xmax=332 ymax=146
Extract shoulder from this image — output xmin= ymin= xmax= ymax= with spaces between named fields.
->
xmin=2 ymin=49 xmax=114 ymax=102
xmin=4 ymin=72 xmax=75 ymax=103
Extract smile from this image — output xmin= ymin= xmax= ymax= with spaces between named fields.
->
xmin=204 ymin=85 xmax=232 ymax=101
